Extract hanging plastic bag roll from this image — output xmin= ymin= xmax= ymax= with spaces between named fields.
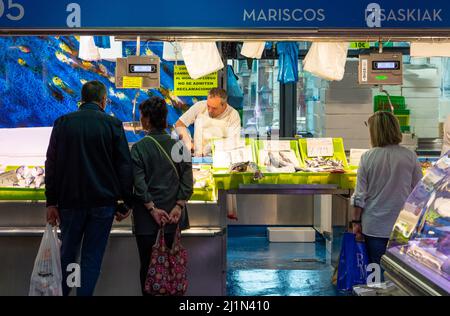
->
xmin=179 ymin=42 xmax=224 ymax=79
xmin=29 ymin=224 xmax=63 ymax=296
xmin=226 ymin=65 xmax=244 ymax=110
xmin=303 ymin=42 xmax=349 ymax=81
xmin=163 ymin=42 xmax=184 ymax=61
xmin=241 ymin=42 xmax=265 ymax=59
xmin=98 ymin=36 xmax=123 ymax=61
xmin=78 ymin=36 xmax=101 ymax=61
xmin=277 ymin=42 xmax=299 ymax=84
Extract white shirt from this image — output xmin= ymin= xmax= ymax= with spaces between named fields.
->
xmin=351 ymin=145 xmax=423 ymax=238
xmin=179 ymin=100 xmax=241 ymax=156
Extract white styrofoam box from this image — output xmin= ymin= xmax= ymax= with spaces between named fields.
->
xmin=401 ymin=133 xmax=418 ymax=147
xmin=414 ymin=127 xmax=439 ymax=138
xmin=324 ymin=102 xmax=373 ymax=115
xmin=439 ymin=99 xmax=450 ymax=121
xmin=321 ymin=88 xmax=372 ymax=104
xmin=411 ymin=118 xmax=440 ymax=128
xmin=324 ymin=128 xmax=370 ymax=140
xmin=407 ymin=97 xmax=440 ymax=109
xmin=403 ymin=65 xmax=440 ymax=88
xmin=402 ymin=87 xmax=441 ymax=98
xmin=410 ymin=57 xmax=429 ymax=65
xmin=372 ymin=86 xmax=402 ymax=96
xmin=410 ymin=117 xmax=439 ymax=130
xmin=267 ymin=227 xmax=316 ymax=243
xmin=410 ymin=111 xmax=439 ymax=120
xmin=343 ymin=138 xmax=371 ymax=150
xmin=324 ymin=114 xmax=370 ymax=129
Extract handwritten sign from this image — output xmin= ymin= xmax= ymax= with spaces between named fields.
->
xmin=174 ymin=65 xmax=218 ymax=96
xmin=349 ymin=148 xmax=369 ymax=166
xmin=306 ymin=138 xmax=334 ymax=157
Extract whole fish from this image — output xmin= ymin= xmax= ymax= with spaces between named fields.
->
xmin=55 ymin=51 xmax=77 ymax=66
xmin=59 ymin=42 xmax=74 ymax=55
xmin=34 ymin=175 xmax=45 ymax=188
xmin=52 ymin=76 xmax=75 ymax=95
xmin=10 ymin=45 xmax=31 ymax=53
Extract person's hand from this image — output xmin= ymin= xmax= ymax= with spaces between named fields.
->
xmin=169 ymin=205 xmax=183 ymax=224
xmin=353 ymin=223 xmax=364 ymax=241
xmin=47 ymin=206 xmax=60 ymax=226
xmin=150 ymin=208 xmax=170 ymax=227
xmin=115 ymin=208 xmax=132 ymax=222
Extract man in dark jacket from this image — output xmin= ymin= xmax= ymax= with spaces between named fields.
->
xmin=45 ymin=80 xmax=133 ymax=296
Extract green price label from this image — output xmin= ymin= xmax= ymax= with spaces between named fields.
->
xmin=350 ymin=42 xmax=370 ymax=49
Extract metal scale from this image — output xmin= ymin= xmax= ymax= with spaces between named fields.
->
xmin=115 ymin=36 xmax=161 ymax=132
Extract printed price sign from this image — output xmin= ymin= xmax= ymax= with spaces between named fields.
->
xmin=307 ymin=138 xmax=334 ymax=157
xmin=350 ymin=42 xmax=370 ymax=49
xmin=122 ymin=76 xmax=143 ymax=88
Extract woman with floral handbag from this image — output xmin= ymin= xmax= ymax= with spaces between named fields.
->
xmin=130 ymin=96 xmax=193 ymax=296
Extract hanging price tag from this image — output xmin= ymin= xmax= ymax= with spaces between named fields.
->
xmin=307 ymin=138 xmax=334 ymax=157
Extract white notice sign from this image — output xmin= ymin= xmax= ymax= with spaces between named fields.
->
xmin=349 ymin=148 xmax=370 ymax=166
xmin=307 ymin=138 xmax=334 ymax=157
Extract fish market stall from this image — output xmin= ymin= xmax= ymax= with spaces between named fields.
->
xmin=0 ymin=128 xmax=354 ymax=295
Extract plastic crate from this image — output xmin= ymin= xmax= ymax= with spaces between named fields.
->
xmin=394 ymin=109 xmax=410 ymax=126
xmin=0 ymin=187 xmax=45 ymax=200
xmin=374 ymin=95 xmax=406 ymax=112
xmin=254 ymin=139 xmax=302 ymax=171
xmin=298 ymin=138 xmax=349 ymax=169
xmin=400 ymin=126 xmax=411 ymax=133
xmin=191 ymin=187 xmax=216 ymax=201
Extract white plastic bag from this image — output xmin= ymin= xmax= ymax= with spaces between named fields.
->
xmin=163 ymin=42 xmax=184 ymax=61
xmin=98 ymin=36 xmax=123 ymax=61
xmin=179 ymin=42 xmax=224 ymax=79
xmin=303 ymin=42 xmax=349 ymax=81
xmin=29 ymin=224 xmax=63 ymax=296
xmin=78 ymin=36 xmax=101 ymax=61
xmin=241 ymin=42 xmax=266 ymax=59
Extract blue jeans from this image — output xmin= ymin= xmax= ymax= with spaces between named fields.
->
xmin=364 ymin=235 xmax=389 ymax=282
xmin=59 ymin=206 xmax=115 ymax=296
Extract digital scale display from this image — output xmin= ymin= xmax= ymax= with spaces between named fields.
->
xmin=372 ymin=61 xmax=400 ymax=70
xmin=129 ymin=64 xmax=157 ymax=73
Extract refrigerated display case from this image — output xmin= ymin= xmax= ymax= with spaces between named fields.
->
xmin=381 ymin=153 xmax=450 ymax=296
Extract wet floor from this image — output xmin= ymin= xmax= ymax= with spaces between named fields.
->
xmin=226 ymin=226 xmax=341 ymax=296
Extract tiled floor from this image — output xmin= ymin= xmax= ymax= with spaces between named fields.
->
xmin=226 ymin=227 xmax=340 ymax=296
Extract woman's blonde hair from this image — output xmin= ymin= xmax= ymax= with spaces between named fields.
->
xmin=368 ymin=111 xmax=402 ymax=147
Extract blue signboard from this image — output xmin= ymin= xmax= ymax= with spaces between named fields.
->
xmin=0 ymin=0 xmax=449 ymax=29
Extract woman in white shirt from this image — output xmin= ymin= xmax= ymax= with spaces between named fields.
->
xmin=351 ymin=111 xmax=423 ymax=266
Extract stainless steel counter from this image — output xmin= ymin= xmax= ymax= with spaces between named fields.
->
xmin=0 ymin=184 xmax=353 ymax=296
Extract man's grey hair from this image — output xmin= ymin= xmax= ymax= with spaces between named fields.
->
xmin=208 ymin=88 xmax=228 ymax=105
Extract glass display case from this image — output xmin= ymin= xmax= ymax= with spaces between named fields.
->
xmin=230 ymin=59 xmax=280 ymax=137
xmin=382 ymin=153 xmax=450 ymax=295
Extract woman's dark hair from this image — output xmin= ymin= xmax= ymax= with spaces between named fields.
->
xmin=139 ymin=97 xmax=168 ymax=130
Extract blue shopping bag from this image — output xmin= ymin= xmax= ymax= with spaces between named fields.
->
xmin=336 ymin=232 xmax=369 ymax=291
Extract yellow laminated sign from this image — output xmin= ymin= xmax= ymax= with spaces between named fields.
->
xmin=174 ymin=65 xmax=218 ymax=96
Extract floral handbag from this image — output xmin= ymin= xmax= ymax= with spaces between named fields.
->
xmin=144 ymin=225 xmax=188 ymax=296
